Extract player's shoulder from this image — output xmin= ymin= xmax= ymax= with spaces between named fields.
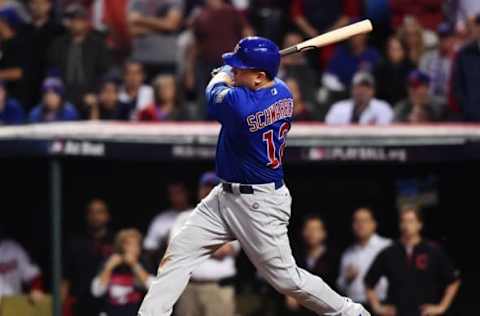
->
xmin=210 ymin=83 xmax=249 ymax=105
xmin=273 ymin=78 xmax=293 ymax=96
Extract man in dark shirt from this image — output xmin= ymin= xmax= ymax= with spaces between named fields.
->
xmin=0 ymin=79 xmax=24 ymax=124
xmin=63 ymin=198 xmax=115 ymax=316
xmin=48 ymin=4 xmax=111 ymax=108
xmin=23 ymin=0 xmax=65 ymax=109
xmin=451 ymin=14 xmax=480 ymax=121
xmin=0 ymin=8 xmax=28 ymax=103
xmin=365 ymin=206 xmax=460 ymax=316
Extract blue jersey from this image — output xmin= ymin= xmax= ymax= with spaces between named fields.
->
xmin=206 ymin=79 xmax=293 ymax=184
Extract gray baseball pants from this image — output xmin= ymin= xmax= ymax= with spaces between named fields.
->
xmin=138 ymin=182 xmax=349 ymax=316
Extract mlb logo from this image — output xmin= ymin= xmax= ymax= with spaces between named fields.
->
xmin=271 ymin=88 xmax=278 ymax=96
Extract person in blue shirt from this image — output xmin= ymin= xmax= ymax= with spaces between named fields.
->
xmin=138 ymin=37 xmax=370 ymax=316
xmin=323 ymin=30 xmax=380 ymax=92
xmin=29 ymin=77 xmax=78 ymax=123
xmin=0 ymin=80 xmax=24 ymax=124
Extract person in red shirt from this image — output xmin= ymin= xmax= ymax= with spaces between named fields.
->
xmin=390 ymin=0 xmax=444 ymax=31
xmin=92 ymin=229 xmax=154 ymax=316
xmin=137 ymin=74 xmax=186 ymax=121
xmin=185 ymin=0 xmax=253 ymax=118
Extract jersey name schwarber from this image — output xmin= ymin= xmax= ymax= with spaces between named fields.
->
xmin=247 ymin=98 xmax=294 ymax=132
xmin=206 ymin=78 xmax=294 ymax=184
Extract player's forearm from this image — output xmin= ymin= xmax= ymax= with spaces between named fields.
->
xmin=438 ymin=280 xmax=461 ymax=312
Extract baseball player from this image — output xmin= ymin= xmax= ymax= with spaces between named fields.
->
xmin=138 ymin=37 xmax=370 ymax=316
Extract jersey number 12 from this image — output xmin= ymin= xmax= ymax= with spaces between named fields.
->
xmin=262 ymin=122 xmax=290 ymax=169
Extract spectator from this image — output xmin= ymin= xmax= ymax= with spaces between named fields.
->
xmin=337 ymin=207 xmax=391 ymax=310
xmin=285 ymin=77 xmax=313 ymax=121
xmin=374 ymin=36 xmax=415 ymax=105
xmin=138 ymin=74 xmax=186 ymax=121
xmin=390 ymin=0 xmax=444 ymax=31
xmin=84 ymin=79 xmax=131 ymax=120
xmin=192 ymin=0 xmax=252 ymax=68
xmin=323 ymin=31 xmax=380 ymax=92
xmin=394 ymin=70 xmax=446 ymax=123
xmin=284 ymin=215 xmax=337 ymax=315
xmin=48 ymin=4 xmax=111 ymax=107
xmin=0 ymin=223 xmax=44 ymax=301
xmin=247 ymin=0 xmax=289 ymax=44
xmin=397 ymin=16 xmax=430 ymax=66
xmin=143 ymin=182 xmax=191 ymax=258
xmin=291 ymin=1 xmax=361 ymax=70
xmin=91 ymin=229 xmax=154 ymax=316
xmin=420 ymin=23 xmax=457 ymax=105
xmin=0 ymin=80 xmax=24 ymax=124
xmin=188 ymin=0 xmax=253 ymax=115
xmin=365 ymin=206 xmax=461 ymax=316
xmin=91 ymin=0 xmax=131 ymax=64
xmin=363 ymin=0 xmax=391 ymax=49
xmin=118 ymin=60 xmax=154 ymax=116
xmin=0 ymin=0 xmax=30 ymax=24
xmin=0 ymin=8 xmax=28 ymax=103
xmin=290 ymin=0 xmax=358 ymax=38
xmin=451 ymin=13 xmax=480 ymax=121
xmin=278 ymin=32 xmax=318 ymax=107
xmin=172 ymin=172 xmax=239 ymax=316
xmin=29 ymin=77 xmax=78 ymax=123
xmin=23 ymin=0 xmax=65 ymax=109
xmin=63 ymin=198 xmax=115 ymax=316
xmin=448 ymin=0 xmax=480 ymax=33
xmin=325 ymin=72 xmax=393 ymax=125
xmin=127 ymin=0 xmax=184 ymax=78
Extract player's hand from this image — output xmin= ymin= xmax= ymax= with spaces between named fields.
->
xmin=211 ymin=65 xmax=232 ymax=77
xmin=420 ymin=304 xmax=445 ymax=316
xmin=211 ymin=65 xmax=233 ymax=80
xmin=345 ymin=264 xmax=359 ymax=283
xmin=374 ymin=304 xmax=397 ymax=316
xmin=105 ymin=254 xmax=123 ymax=270
xmin=285 ymin=295 xmax=300 ymax=311
xmin=212 ymin=243 xmax=235 ymax=260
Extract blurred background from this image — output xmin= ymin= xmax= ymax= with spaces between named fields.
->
xmin=1 ymin=0 xmax=480 ymax=315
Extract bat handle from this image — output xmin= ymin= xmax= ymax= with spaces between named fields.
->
xmin=279 ymin=46 xmax=299 ymax=56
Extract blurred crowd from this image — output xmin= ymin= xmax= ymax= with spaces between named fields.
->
xmin=1 ymin=0 xmax=480 ymax=125
xmin=0 ymin=171 xmax=461 ymax=316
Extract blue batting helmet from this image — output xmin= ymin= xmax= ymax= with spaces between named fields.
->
xmin=222 ymin=37 xmax=280 ymax=78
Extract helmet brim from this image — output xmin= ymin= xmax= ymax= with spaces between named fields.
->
xmin=222 ymin=52 xmax=253 ymax=70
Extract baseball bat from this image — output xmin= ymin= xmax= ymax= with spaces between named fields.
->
xmin=280 ymin=19 xmax=373 ymax=56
